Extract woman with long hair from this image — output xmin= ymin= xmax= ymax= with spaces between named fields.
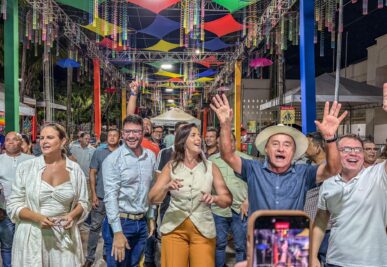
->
xmin=7 ymin=123 xmax=90 ymax=266
xmin=148 ymin=123 xmax=232 ymax=267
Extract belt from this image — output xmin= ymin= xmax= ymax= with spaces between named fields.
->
xmin=119 ymin=212 xmax=145 ymax=220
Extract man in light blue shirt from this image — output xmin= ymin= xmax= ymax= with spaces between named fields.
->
xmin=103 ymin=115 xmax=156 ymax=266
xmin=0 ymin=132 xmax=34 ymax=267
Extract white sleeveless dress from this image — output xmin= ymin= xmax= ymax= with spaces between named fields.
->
xmin=40 ymin=180 xmax=79 ymax=267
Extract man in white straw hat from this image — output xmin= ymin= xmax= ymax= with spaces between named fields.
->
xmin=210 ymin=94 xmax=348 ymax=214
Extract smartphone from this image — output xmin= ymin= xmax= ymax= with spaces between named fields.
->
xmin=247 ymin=211 xmax=311 ymax=267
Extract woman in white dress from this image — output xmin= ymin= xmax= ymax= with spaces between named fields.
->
xmin=7 ymin=123 xmax=90 ymax=267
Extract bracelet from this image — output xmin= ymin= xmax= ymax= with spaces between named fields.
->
xmin=324 ymin=135 xmax=337 ymax=143
xmin=130 ymin=92 xmax=138 ymax=96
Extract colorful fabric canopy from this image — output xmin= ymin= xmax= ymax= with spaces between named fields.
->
xmin=83 ymin=17 xmax=123 ymax=36
xmin=195 ymin=77 xmax=214 ymax=82
xmin=204 ymin=14 xmax=243 ymax=37
xmin=128 ymin=0 xmax=180 ymax=14
xmin=56 ymin=58 xmax=80 ymax=68
xmin=144 ymin=40 xmax=180 ymax=52
xmin=56 ymin=0 xmax=106 ymax=12
xmin=154 ymin=70 xmax=183 ymax=78
xmin=167 ymin=77 xmax=184 ymax=82
xmin=195 ymin=55 xmax=225 ymax=68
xmin=196 ymin=69 xmax=218 ymax=78
xmin=98 ymin=38 xmax=125 ymax=51
xmin=212 ymin=0 xmax=258 ymax=13
xmin=139 ymin=15 xmax=180 ymax=39
xmin=204 ymin=38 xmax=232 ymax=51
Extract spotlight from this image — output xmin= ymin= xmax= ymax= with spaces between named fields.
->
xmin=161 ymin=64 xmax=173 ymax=70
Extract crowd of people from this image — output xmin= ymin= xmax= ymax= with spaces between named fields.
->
xmin=0 ymin=84 xmax=386 ymax=267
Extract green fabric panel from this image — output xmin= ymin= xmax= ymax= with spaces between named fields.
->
xmin=212 ymin=0 xmax=258 ymax=13
xmin=56 ymin=0 xmax=106 ymax=12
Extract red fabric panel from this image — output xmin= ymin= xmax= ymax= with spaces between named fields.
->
xmin=93 ymin=59 xmax=101 ymax=141
xmin=127 ymin=0 xmax=180 ymax=14
xmin=203 ymin=14 xmax=243 ymax=37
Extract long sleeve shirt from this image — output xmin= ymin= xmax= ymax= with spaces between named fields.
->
xmin=102 ymin=144 xmax=156 ymax=233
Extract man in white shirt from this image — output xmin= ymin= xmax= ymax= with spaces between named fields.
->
xmin=0 ymin=132 xmax=34 ymax=267
xmin=312 ymin=134 xmax=387 ymax=267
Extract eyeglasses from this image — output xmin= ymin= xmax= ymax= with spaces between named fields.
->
xmin=338 ymin=147 xmax=363 ymax=154
xmin=123 ymin=129 xmax=143 ymax=135
xmin=364 ymin=148 xmax=378 ymax=152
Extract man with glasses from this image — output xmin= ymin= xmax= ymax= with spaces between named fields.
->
xmin=151 ymin=126 xmax=165 ymax=150
xmin=311 ymin=134 xmax=387 ymax=267
xmin=126 ymin=82 xmax=160 ymax=157
xmin=363 ymin=139 xmax=378 ymax=168
xmin=102 ymin=115 xmax=156 ymax=266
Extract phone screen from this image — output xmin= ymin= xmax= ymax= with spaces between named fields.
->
xmin=253 ymin=215 xmax=310 ymax=267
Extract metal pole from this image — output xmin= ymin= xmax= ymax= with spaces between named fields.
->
xmin=299 ymin=0 xmax=316 ymax=134
xmin=4 ymin=0 xmax=19 ymax=132
xmin=334 ymin=0 xmax=344 ymax=101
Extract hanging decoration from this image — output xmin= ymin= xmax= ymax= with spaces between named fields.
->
xmin=180 ymin=0 xmax=204 ymax=50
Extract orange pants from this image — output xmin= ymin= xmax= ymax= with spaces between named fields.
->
xmin=161 ymin=218 xmax=216 ymax=267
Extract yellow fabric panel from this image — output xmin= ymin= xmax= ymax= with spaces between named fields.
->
xmin=154 ymin=70 xmax=183 ymax=78
xmin=144 ymin=40 xmax=180 ymax=52
xmin=83 ymin=17 xmax=130 ymax=36
xmin=195 ymin=77 xmax=214 ymax=82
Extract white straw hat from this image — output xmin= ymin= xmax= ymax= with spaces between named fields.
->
xmin=255 ymin=124 xmax=308 ymax=159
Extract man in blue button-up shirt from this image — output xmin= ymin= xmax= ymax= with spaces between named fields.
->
xmin=211 ymin=95 xmax=347 ymax=214
xmin=103 ymin=115 xmax=156 ymax=266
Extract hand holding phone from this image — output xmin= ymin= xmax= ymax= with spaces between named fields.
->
xmin=247 ymin=211 xmax=311 ymax=267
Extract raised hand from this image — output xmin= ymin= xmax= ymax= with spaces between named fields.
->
xmin=129 ymin=81 xmax=139 ymax=95
xmin=210 ymin=94 xmax=233 ymax=125
xmin=315 ymin=101 xmax=348 ymax=139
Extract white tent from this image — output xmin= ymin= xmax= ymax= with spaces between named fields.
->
xmin=151 ymin=108 xmax=201 ymax=127
xmin=260 ymin=73 xmax=383 ymax=110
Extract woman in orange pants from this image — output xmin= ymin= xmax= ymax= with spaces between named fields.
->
xmin=149 ymin=123 xmax=232 ymax=267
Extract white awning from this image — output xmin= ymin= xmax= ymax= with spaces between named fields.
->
xmin=0 ymin=91 xmax=35 ymax=116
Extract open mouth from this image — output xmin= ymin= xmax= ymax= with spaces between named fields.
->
xmin=275 ymin=155 xmax=286 ymax=160
xmin=346 ymin=158 xmax=359 ymax=164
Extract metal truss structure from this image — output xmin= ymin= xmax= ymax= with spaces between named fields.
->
xmin=108 ymin=51 xmax=235 ymax=63
xmin=25 ymin=0 xmax=126 ymax=86
xmin=209 ymin=0 xmax=296 ymax=91
xmin=105 ymin=0 xmax=233 ymax=13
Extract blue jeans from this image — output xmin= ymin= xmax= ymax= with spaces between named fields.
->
xmin=0 ymin=216 xmax=15 ymax=267
xmin=318 ymin=230 xmax=330 ymax=266
xmin=213 ymin=211 xmax=247 ymax=267
xmin=103 ymin=217 xmax=148 ymax=267
xmin=144 ymin=235 xmax=156 ymax=263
